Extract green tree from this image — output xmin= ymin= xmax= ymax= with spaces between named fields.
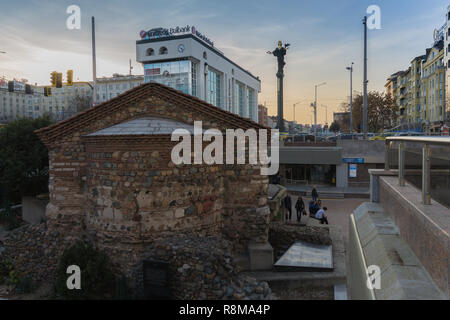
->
xmin=329 ymin=121 xmax=341 ymax=133
xmin=0 ymin=116 xmax=53 ymax=204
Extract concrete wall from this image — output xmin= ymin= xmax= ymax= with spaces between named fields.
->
xmin=336 ymin=164 xmax=348 ymax=188
xmin=349 ymin=202 xmax=446 ymax=300
xmin=379 ymin=176 xmax=450 ymax=298
xmin=280 ymin=147 xmax=342 ymax=165
xmin=338 ymin=140 xmax=385 ymax=163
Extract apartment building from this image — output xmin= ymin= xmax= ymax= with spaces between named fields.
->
xmin=385 ymin=23 xmax=447 ymax=131
xmin=95 ymin=74 xmax=144 ymax=104
xmin=421 ymin=40 xmax=445 ymax=130
xmin=0 ymin=78 xmax=38 ymax=122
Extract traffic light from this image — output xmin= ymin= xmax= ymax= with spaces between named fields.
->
xmin=50 ymin=71 xmax=57 ymax=87
xmin=67 ymin=70 xmax=73 ymax=86
xmin=56 ymin=73 xmax=63 ymax=88
xmin=44 ymin=86 xmax=52 ymax=96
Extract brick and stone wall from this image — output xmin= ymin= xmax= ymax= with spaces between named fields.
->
xmin=1 ymin=223 xmax=79 ymax=283
xmin=20 ymin=84 xmax=272 ymax=287
xmin=132 ymin=235 xmax=275 ymax=300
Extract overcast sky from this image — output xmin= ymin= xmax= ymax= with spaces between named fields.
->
xmin=0 ymin=0 xmax=448 ymax=124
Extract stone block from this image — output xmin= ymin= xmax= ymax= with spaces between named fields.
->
xmin=22 ymin=196 xmax=49 ymax=224
xmin=248 ymin=241 xmax=274 ymax=271
xmin=175 ymin=208 xmax=185 ymax=219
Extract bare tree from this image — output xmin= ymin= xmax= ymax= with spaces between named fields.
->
xmin=341 ymin=91 xmax=398 ymax=133
xmin=65 ymin=94 xmax=93 ymax=119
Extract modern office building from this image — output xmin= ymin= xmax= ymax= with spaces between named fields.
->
xmin=95 ymin=74 xmax=144 ymax=104
xmin=136 ymin=26 xmax=261 ymax=122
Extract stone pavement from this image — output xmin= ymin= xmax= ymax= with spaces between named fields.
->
xmin=286 ymin=185 xmax=369 ymax=199
xmin=280 ymin=195 xmax=367 ymax=299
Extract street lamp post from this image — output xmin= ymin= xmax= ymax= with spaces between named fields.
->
xmin=313 ymin=82 xmax=326 ymax=141
xmin=346 ymin=62 xmax=354 ymax=134
xmin=363 ymin=16 xmax=368 ymax=139
xmin=293 ymin=100 xmax=305 ymax=123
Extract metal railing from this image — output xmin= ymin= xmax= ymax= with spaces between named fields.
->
xmin=385 ymin=136 xmax=450 ymax=205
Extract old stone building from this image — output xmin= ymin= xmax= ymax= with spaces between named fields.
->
xmin=31 ymin=82 xmax=272 ymax=293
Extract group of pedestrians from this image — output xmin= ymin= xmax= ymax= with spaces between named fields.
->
xmin=283 ymin=186 xmax=329 ymax=225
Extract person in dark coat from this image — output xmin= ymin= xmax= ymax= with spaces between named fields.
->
xmin=309 ymin=200 xmax=316 ymax=216
xmin=295 ymin=196 xmax=305 ymax=222
xmin=311 ymin=186 xmax=319 ymax=201
xmin=284 ymin=195 xmax=292 ymax=221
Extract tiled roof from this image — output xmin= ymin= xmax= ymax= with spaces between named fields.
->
xmin=86 ymin=117 xmax=205 ymax=136
xmin=36 ymin=82 xmax=268 ymax=144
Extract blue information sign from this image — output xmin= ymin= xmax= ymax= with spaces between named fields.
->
xmin=342 ymin=158 xmax=364 ymax=164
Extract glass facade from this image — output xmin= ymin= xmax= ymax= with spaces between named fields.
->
xmin=235 ymin=82 xmax=245 ymax=117
xmin=207 ymin=68 xmax=221 ymax=107
xmin=144 ymin=60 xmax=196 ymax=96
xmin=247 ymin=87 xmax=254 ymax=119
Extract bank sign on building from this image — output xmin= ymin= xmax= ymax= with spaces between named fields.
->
xmin=136 ymin=25 xmax=261 ymax=123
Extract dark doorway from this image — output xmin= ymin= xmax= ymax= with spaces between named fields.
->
xmin=284 ymin=164 xmax=336 ymax=186
xmin=143 ymin=260 xmax=172 ymax=299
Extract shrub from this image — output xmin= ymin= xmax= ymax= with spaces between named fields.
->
xmin=0 ymin=203 xmax=22 ymax=230
xmin=54 ymin=241 xmax=115 ymax=300
xmin=15 ymin=275 xmax=35 ymax=294
xmin=0 ymin=116 xmax=53 ymax=205
xmin=0 ymin=259 xmax=13 ymax=285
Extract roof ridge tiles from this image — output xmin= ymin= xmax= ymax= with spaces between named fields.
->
xmin=35 ymin=82 xmax=268 ymax=144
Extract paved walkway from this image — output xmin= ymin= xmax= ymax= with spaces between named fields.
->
xmin=283 ymin=195 xmax=367 ymax=299
xmin=286 ymin=185 xmax=369 ymax=198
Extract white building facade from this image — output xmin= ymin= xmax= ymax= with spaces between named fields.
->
xmin=0 ymin=78 xmax=38 ymax=122
xmin=136 ymin=26 xmax=261 ymax=122
xmin=95 ymin=74 xmax=144 ymax=104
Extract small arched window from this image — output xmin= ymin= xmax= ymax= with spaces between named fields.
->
xmin=146 ymin=48 xmax=155 ymax=56
xmin=203 ymin=51 xmax=207 ymax=59
xmin=159 ymin=47 xmax=168 ymax=55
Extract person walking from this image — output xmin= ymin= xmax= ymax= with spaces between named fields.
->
xmin=315 ymin=207 xmax=329 ymax=225
xmin=284 ymin=194 xmax=292 ymax=221
xmin=295 ymin=196 xmax=305 ymax=223
xmin=311 ymin=186 xmax=319 ymax=202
